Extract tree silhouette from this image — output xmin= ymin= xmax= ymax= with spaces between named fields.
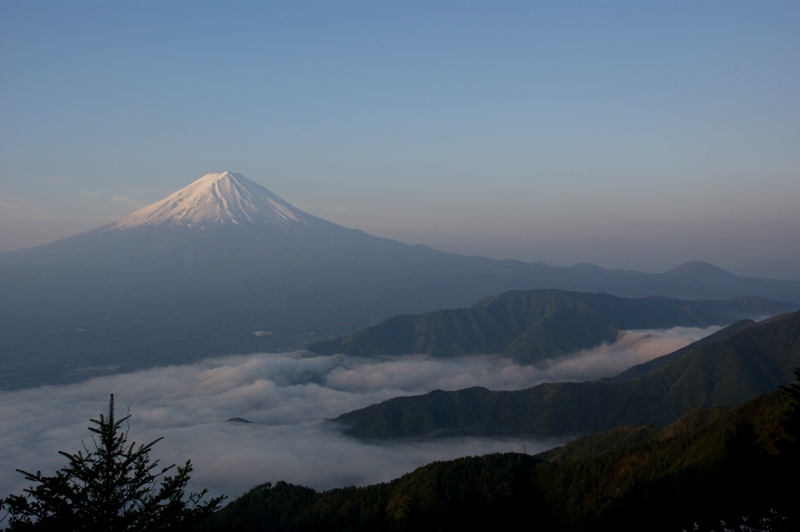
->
xmin=1 ymin=395 xmax=225 ymax=531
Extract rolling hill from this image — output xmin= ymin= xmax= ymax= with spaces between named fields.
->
xmin=330 ymin=310 xmax=800 ymax=439
xmin=308 ymin=289 xmax=796 ymax=363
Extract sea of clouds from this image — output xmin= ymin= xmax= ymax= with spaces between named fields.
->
xmin=0 ymin=325 xmax=718 ymax=505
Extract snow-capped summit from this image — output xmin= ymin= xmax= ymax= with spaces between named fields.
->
xmin=112 ymin=171 xmax=316 ymax=229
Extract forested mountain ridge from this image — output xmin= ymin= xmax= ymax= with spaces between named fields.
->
xmin=308 ymin=289 xmax=796 ymax=364
xmin=210 ymin=383 xmax=800 ymax=531
xmin=330 ymin=310 xmax=800 ymax=440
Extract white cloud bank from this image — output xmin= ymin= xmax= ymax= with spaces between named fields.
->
xmin=0 ymin=326 xmax=718 ymax=504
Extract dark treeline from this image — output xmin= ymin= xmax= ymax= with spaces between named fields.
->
xmin=211 ymin=373 xmax=800 ymax=531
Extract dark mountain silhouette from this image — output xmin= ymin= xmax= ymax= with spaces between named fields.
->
xmin=330 ymin=310 xmax=800 ymax=439
xmin=308 ymin=289 xmax=796 ymax=363
xmin=664 ymin=260 xmax=740 ymax=280
xmin=2 ymin=171 xmax=800 ymax=389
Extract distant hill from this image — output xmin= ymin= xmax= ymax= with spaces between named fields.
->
xmin=330 ymin=310 xmax=800 ymax=439
xmin=664 ymin=260 xmax=740 ymax=280
xmin=308 ymin=289 xmax=796 ymax=363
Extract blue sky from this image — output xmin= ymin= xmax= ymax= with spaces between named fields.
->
xmin=1 ymin=0 xmax=799 ymax=276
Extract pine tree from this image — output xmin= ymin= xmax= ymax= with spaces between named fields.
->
xmin=1 ymin=395 xmax=225 ymax=531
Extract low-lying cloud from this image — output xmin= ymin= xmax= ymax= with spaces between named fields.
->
xmin=0 ymin=325 xmax=718 ymax=504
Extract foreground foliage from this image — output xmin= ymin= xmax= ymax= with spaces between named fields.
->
xmin=214 ymin=453 xmax=545 ymax=532
xmin=1 ymin=395 xmax=225 ymax=531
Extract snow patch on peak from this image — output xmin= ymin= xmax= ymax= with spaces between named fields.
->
xmin=111 ymin=172 xmax=315 ymax=230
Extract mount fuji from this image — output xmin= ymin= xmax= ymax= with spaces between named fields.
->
xmin=2 ymin=171 xmax=799 ymax=389
xmin=111 ymin=171 xmax=317 ymax=229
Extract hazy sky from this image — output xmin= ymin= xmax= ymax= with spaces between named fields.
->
xmin=0 ymin=326 xmax=716 ymax=503
xmin=1 ymin=1 xmax=798 ymax=275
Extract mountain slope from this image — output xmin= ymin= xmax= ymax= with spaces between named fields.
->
xmin=308 ymin=289 xmax=796 ymax=363
xmin=0 ymin=172 xmax=562 ymax=388
xmin=212 ymin=388 xmax=800 ymax=531
xmin=112 ymin=171 xmax=318 ymax=229
xmin=330 ymin=310 xmax=800 ymax=439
